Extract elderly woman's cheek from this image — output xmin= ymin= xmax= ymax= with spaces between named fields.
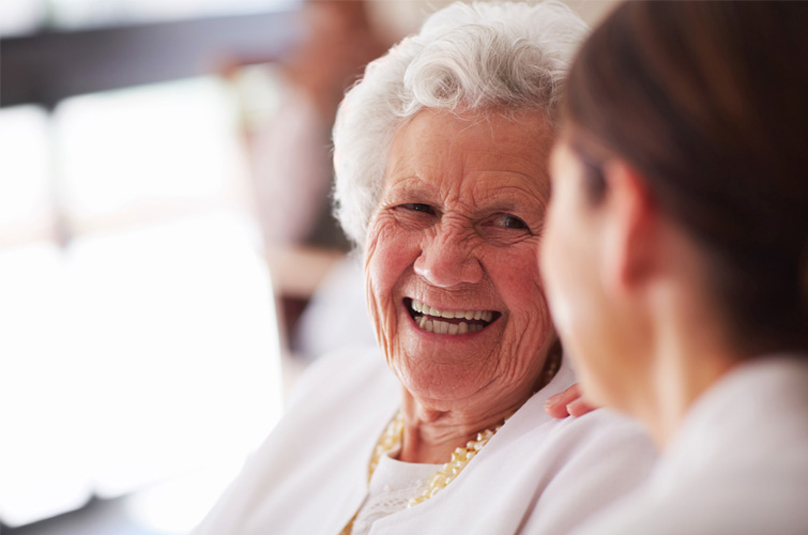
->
xmin=518 ymin=292 xmax=556 ymax=368
xmin=506 ymin=252 xmax=557 ymax=370
xmin=363 ymin=216 xmax=415 ymax=362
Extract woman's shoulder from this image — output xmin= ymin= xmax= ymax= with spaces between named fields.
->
xmin=568 ymin=356 xmax=808 ymax=535
xmin=504 ymin=407 xmax=655 ymax=535
xmin=286 ymin=344 xmax=396 ymax=410
xmin=191 ymin=345 xmax=398 ymax=535
xmin=515 ymin=354 xmax=655 ymax=458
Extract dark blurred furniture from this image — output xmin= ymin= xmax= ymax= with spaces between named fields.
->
xmin=1 ymin=10 xmax=301 ymax=109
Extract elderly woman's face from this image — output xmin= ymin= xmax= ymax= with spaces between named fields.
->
xmin=364 ymin=109 xmax=556 ymax=407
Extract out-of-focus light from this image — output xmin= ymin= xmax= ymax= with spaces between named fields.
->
xmin=0 ymin=212 xmax=283 ymax=526
xmin=123 ymin=460 xmax=247 ymax=534
xmin=0 ymin=70 xmax=283 ymax=527
xmin=47 ymin=0 xmax=302 ymax=30
xmin=54 ymin=77 xmax=242 ymax=224
xmin=0 ymin=106 xmax=54 ymax=246
xmin=68 ymin=211 xmax=282 ymax=499
xmin=0 ymin=243 xmax=93 ymax=528
xmin=0 ymin=0 xmax=46 ymax=36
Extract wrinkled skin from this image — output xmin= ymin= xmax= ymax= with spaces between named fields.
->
xmin=363 ymin=108 xmax=558 ymax=463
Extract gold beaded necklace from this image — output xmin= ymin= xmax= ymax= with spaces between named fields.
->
xmin=339 ymin=349 xmax=561 ymax=534
xmin=406 ymin=418 xmax=505 ymax=507
xmin=339 ymin=411 xmax=507 ymax=535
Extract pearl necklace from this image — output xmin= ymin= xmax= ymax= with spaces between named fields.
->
xmin=405 ymin=414 xmax=505 ymax=507
xmin=340 ymin=349 xmax=561 ymax=534
xmin=373 ymin=409 xmax=507 ymax=507
xmin=339 ymin=412 xmax=507 ymax=535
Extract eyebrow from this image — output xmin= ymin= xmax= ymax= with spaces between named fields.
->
xmin=382 ymin=189 xmax=547 ymax=218
xmin=479 ymin=195 xmax=548 ymax=216
xmin=381 ymin=176 xmax=437 ymax=200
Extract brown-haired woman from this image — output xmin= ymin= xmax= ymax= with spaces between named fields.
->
xmin=539 ymin=1 xmax=808 ymax=534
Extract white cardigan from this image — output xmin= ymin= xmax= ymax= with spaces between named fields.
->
xmin=570 ymin=356 xmax=808 ymax=535
xmin=192 ymin=346 xmax=656 ymax=535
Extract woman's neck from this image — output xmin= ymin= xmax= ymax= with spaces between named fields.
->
xmin=396 ymin=350 xmax=561 ymax=464
xmin=397 ymin=393 xmax=522 ymax=464
xmin=635 ymin=287 xmax=741 ymax=448
xmin=643 ymin=347 xmax=735 ymax=448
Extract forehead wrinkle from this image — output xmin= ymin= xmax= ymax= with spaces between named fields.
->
xmin=454 ymin=140 xmax=550 ymax=193
xmin=474 ymin=184 xmax=548 ymax=214
xmin=462 ymin=167 xmax=549 ymax=210
xmin=383 ymin=108 xmax=553 ymax=212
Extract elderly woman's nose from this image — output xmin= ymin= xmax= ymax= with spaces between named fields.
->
xmin=413 ymin=226 xmax=483 ymax=287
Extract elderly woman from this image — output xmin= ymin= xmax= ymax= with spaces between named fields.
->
xmin=540 ymin=2 xmax=808 ymax=534
xmin=192 ymin=3 xmax=655 ymax=535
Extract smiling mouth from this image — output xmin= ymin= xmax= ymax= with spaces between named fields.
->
xmin=405 ymin=298 xmax=500 ymax=335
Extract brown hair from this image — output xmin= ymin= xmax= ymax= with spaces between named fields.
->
xmin=563 ymin=1 xmax=808 ymax=354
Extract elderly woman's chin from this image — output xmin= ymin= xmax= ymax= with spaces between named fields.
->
xmin=364 ymin=108 xmax=557 ymax=412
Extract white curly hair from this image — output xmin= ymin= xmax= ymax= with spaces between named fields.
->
xmin=332 ymin=1 xmax=589 ymax=247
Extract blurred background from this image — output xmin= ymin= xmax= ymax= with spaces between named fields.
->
xmin=0 ymin=1 xmax=615 ymax=533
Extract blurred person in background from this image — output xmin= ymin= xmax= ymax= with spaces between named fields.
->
xmin=191 ymin=3 xmax=656 ymax=535
xmin=250 ymin=0 xmax=391 ymax=249
xmin=540 ymin=2 xmax=808 ymax=534
xmin=244 ymin=0 xmax=394 ymax=360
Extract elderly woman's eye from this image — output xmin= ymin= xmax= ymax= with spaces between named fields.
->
xmin=401 ymin=203 xmax=437 ymax=215
xmin=493 ymin=214 xmax=529 ymax=230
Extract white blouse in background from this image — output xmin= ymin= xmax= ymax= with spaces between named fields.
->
xmin=570 ymin=355 xmax=808 ymax=535
xmin=191 ymin=346 xmax=657 ymax=535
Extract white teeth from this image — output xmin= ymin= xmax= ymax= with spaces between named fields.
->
xmin=410 ymin=299 xmax=498 ymax=335
xmin=415 ymin=318 xmax=487 ymax=335
xmin=410 ymin=300 xmax=494 ymax=325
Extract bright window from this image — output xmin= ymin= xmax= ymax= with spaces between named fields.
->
xmin=0 ymin=77 xmax=283 ymax=531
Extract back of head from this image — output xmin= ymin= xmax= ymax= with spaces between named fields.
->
xmin=563 ymin=1 xmax=808 ymax=354
xmin=333 ymin=1 xmax=589 ymax=248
